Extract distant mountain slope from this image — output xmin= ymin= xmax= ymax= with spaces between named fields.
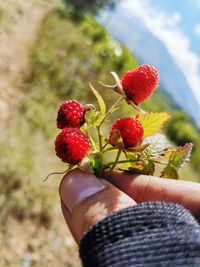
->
xmin=98 ymin=8 xmax=200 ymax=128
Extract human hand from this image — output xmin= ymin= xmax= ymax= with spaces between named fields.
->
xmin=59 ymin=170 xmax=200 ymax=244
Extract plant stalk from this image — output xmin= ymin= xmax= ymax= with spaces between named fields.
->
xmin=109 ymin=148 xmax=122 ymax=173
xmin=129 ymin=101 xmax=145 ymax=113
xmin=97 ymin=126 xmax=103 ymax=176
xmin=43 ymin=169 xmax=69 ymax=182
xmin=87 ymin=125 xmax=96 ymax=150
xmin=100 ymin=96 xmax=124 ymax=126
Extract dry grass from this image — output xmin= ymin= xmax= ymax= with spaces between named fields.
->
xmin=0 ymin=0 xmax=81 ymax=266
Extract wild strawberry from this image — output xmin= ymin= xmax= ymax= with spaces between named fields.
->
xmin=55 ymin=128 xmax=89 ymax=164
xmin=56 ymin=100 xmax=85 ymax=129
xmin=121 ymin=64 xmax=159 ymax=104
xmin=109 ymin=117 xmax=143 ymax=147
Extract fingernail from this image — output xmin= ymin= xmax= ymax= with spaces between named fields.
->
xmin=60 ymin=170 xmax=105 ymax=212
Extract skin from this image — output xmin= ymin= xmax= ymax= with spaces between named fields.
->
xmin=59 ymin=170 xmax=200 ymax=244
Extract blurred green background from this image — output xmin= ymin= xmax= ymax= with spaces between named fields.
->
xmin=0 ymin=0 xmax=199 ymax=266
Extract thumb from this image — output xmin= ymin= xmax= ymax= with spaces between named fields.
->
xmin=59 ymin=169 xmax=136 ymax=244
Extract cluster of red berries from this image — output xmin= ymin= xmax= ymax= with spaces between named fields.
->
xmin=55 ymin=100 xmax=89 ymax=164
xmin=55 ymin=64 xmax=159 ymax=165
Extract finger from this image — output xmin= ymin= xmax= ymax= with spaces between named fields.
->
xmin=61 ymin=201 xmax=77 ymax=241
xmin=108 ymin=172 xmax=200 ymax=219
xmin=59 ymin=169 xmax=136 ymax=244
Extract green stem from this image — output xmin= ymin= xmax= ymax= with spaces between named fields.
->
xmin=100 ymin=96 xmax=124 ymax=126
xmin=87 ymin=126 xmax=96 ymax=150
xmin=102 ymin=143 xmax=108 ymax=151
xmin=123 ymin=150 xmax=128 ymax=159
xmin=129 ymin=101 xmax=145 ymax=113
xmin=97 ymin=126 xmax=103 ymax=176
xmin=43 ymin=169 xmax=69 ymax=182
xmin=109 ymin=148 xmax=122 ymax=173
xmin=97 ymin=126 xmax=103 ymax=151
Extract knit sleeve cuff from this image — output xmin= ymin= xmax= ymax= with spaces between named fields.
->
xmin=79 ymin=202 xmax=200 ymax=267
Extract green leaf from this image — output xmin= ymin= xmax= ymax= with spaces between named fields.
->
xmin=137 ymin=112 xmax=170 ymax=138
xmin=88 ymin=82 xmax=106 ymax=126
xmin=169 ymin=143 xmax=193 ymax=169
xmin=123 ymin=160 xmax=155 ymax=175
xmin=156 ymin=149 xmax=174 ymax=164
xmin=160 ymin=165 xmax=179 ymax=179
xmin=143 ymin=133 xmax=171 ymax=159
xmin=121 ymin=152 xmax=139 ymax=170
xmin=122 ymin=160 xmax=144 ymax=172
xmin=143 ymin=160 xmax=155 ymax=175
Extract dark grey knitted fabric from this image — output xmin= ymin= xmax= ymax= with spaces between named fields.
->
xmin=80 ymin=202 xmax=200 ymax=267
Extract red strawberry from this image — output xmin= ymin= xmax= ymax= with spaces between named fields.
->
xmin=109 ymin=117 xmax=143 ymax=147
xmin=56 ymin=100 xmax=85 ymax=129
xmin=121 ymin=64 xmax=159 ymax=104
xmin=55 ymin=128 xmax=89 ymax=164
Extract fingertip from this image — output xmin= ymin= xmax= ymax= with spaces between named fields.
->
xmin=59 ymin=169 xmax=106 ymax=212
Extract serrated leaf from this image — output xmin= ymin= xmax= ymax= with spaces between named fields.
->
xmin=169 ymin=143 xmax=193 ymax=169
xmin=160 ymin=165 xmax=179 ymax=179
xmin=137 ymin=112 xmax=170 ymax=138
xmin=143 ymin=133 xmax=171 ymax=158
xmin=88 ymin=82 xmax=106 ymax=126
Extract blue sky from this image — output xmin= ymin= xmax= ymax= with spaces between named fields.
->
xmin=151 ymin=0 xmax=200 ymax=54
xmin=119 ymin=0 xmax=200 ymax=108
